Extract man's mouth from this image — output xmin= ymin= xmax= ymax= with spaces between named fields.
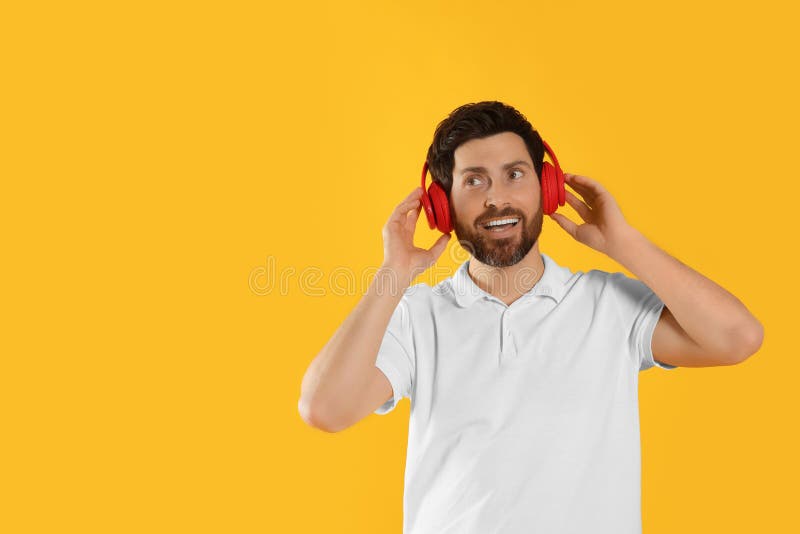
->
xmin=481 ymin=217 xmax=520 ymax=232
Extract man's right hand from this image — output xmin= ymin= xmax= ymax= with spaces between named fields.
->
xmin=381 ymin=186 xmax=452 ymax=287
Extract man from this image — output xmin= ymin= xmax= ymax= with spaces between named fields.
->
xmin=298 ymin=101 xmax=764 ymax=533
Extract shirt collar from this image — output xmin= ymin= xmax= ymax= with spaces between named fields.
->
xmin=448 ymin=252 xmax=571 ymax=308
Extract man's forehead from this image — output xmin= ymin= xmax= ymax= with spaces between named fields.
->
xmin=453 ymin=132 xmax=531 ymax=171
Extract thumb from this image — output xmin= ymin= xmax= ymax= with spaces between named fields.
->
xmin=426 ymin=232 xmax=452 ymax=262
xmin=549 ymin=213 xmax=577 ymax=238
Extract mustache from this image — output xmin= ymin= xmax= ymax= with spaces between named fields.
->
xmin=475 ymin=207 xmax=525 ymax=226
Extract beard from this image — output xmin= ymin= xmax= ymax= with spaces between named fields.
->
xmin=452 ymin=197 xmax=544 ymax=268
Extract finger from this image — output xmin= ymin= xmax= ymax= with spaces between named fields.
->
xmin=426 ymin=232 xmax=452 ymax=262
xmin=548 ymin=212 xmax=578 ymax=239
xmin=394 ymin=187 xmax=422 ymax=211
xmin=565 ymin=190 xmax=591 ymax=221
xmin=402 ymin=186 xmax=423 ymax=202
xmin=564 ymin=174 xmax=597 ymax=202
xmin=389 ymin=191 xmax=422 ymax=222
xmin=404 ymin=202 xmax=422 ymax=230
xmin=566 ymin=173 xmax=605 ymax=196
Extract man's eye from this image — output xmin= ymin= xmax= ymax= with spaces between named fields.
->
xmin=466 ymin=176 xmax=482 ymax=186
xmin=510 ymin=169 xmax=524 ymax=179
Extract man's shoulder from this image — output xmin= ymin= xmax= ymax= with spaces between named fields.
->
xmin=540 ymin=259 xmax=622 ymax=303
xmin=401 ymin=278 xmax=456 ymax=303
xmin=570 ymin=268 xmax=657 ymax=312
xmin=583 ymin=268 xmax=642 ymax=289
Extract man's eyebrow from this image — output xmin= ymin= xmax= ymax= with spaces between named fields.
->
xmin=459 ymin=160 xmax=532 ymax=175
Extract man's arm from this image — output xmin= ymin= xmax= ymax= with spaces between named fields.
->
xmin=609 ymin=227 xmax=764 ymax=366
xmin=548 ymin=171 xmax=764 ymax=367
xmin=298 ymin=187 xmax=451 ymax=432
xmin=298 ymin=267 xmax=409 ymax=431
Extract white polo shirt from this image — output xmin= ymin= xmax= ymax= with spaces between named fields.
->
xmin=373 ymin=252 xmax=677 ymax=534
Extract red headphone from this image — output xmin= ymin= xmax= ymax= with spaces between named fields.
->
xmin=420 ymin=139 xmax=566 ymax=234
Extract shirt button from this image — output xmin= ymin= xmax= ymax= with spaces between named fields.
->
xmin=541 ymin=286 xmax=551 ymax=296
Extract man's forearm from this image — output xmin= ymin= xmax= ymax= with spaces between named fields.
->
xmin=609 ymin=227 xmax=764 ymax=357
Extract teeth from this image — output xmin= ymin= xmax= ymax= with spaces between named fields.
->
xmin=484 ymin=218 xmax=519 ymax=227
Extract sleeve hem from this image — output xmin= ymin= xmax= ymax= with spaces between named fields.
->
xmin=640 ymin=297 xmax=678 ymax=371
xmin=373 ymin=359 xmax=404 ymax=415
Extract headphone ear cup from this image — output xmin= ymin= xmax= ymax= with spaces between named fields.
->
xmin=541 ymin=161 xmax=555 ymax=215
xmin=556 ymin=166 xmax=566 ymax=208
xmin=420 ymin=188 xmax=437 ymax=230
xmin=428 ymin=181 xmax=452 ymax=233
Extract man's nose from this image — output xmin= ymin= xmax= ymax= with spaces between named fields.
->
xmin=484 ymin=180 xmax=512 ymax=208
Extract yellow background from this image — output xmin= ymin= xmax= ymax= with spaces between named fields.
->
xmin=2 ymin=0 xmax=797 ymax=532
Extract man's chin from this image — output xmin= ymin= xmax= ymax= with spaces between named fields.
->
xmin=460 ymin=232 xmax=539 ymax=267
xmin=478 ymin=252 xmax=526 ymax=268
xmin=469 ymin=240 xmax=529 ymax=267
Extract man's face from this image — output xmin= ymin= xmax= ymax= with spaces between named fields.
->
xmin=449 ymin=131 xmax=543 ymax=267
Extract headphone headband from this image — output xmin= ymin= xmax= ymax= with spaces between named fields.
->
xmin=541 ymin=138 xmax=561 ymax=175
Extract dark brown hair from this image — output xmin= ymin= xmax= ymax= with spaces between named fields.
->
xmin=425 ymin=101 xmax=545 ymax=197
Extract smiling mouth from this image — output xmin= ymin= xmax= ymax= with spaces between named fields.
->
xmin=481 ymin=217 xmax=520 ymax=231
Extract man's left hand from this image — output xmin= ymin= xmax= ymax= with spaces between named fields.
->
xmin=547 ymin=173 xmax=636 ymax=257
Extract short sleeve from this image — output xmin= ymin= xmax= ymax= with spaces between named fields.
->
xmin=374 ymin=294 xmax=416 ymax=415
xmin=607 ymin=272 xmax=678 ymax=372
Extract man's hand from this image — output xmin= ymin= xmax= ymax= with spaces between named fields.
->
xmin=547 ymin=173 xmax=635 ymax=257
xmin=382 ymin=187 xmax=451 ymax=286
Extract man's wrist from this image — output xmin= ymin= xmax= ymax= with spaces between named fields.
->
xmin=374 ymin=264 xmax=414 ymax=296
xmin=607 ymin=225 xmax=649 ymax=267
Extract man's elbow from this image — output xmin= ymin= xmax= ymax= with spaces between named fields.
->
xmin=298 ymin=396 xmax=342 ymax=433
xmin=727 ymin=320 xmax=765 ymax=364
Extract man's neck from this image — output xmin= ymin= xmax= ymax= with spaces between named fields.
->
xmin=467 ymin=243 xmax=545 ymax=306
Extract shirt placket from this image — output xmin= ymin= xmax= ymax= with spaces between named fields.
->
xmin=499 ymin=307 xmax=518 ymax=364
